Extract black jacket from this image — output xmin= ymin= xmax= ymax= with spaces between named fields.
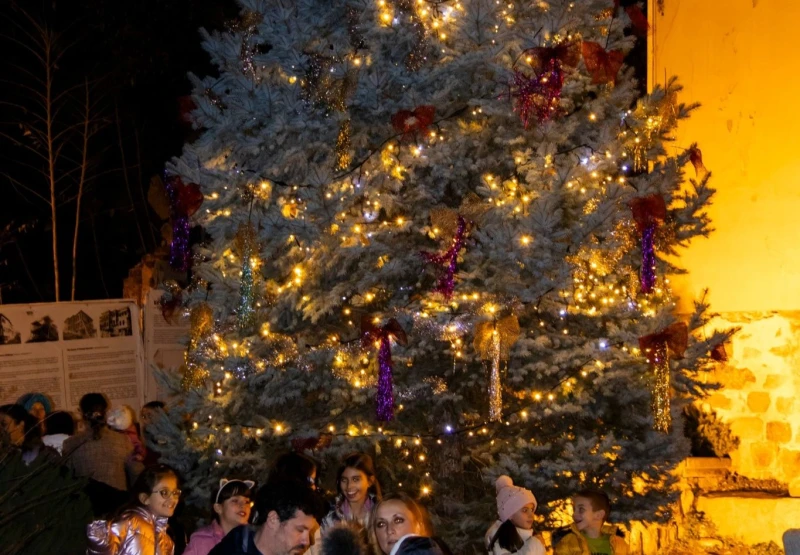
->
xmin=208 ymin=525 xmax=262 ymax=555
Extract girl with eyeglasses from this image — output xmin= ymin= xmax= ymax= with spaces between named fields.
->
xmin=87 ymin=463 xmax=180 ymax=555
xmin=184 ymin=478 xmax=256 ymax=555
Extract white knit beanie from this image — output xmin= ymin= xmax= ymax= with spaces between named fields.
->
xmin=106 ymin=406 xmax=133 ymax=431
xmin=495 ymin=475 xmax=537 ymax=522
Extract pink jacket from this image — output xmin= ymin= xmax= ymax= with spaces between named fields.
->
xmin=183 ymin=521 xmax=225 ymax=555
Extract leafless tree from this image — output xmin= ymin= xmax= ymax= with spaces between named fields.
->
xmin=0 ymin=9 xmax=107 ymax=301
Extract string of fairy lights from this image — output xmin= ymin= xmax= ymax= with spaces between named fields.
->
xmin=173 ymin=0 xmax=702 ymax=499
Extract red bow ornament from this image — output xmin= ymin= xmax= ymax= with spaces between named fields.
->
xmin=361 ymin=315 xmax=408 ymax=421
xmin=391 ymin=105 xmax=436 ymax=139
xmin=582 ymin=41 xmax=624 ymax=85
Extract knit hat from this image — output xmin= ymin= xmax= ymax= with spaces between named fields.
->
xmin=495 ymin=475 xmax=536 ymax=522
xmin=106 ymin=406 xmax=134 ymax=431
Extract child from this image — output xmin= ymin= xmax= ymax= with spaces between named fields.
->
xmin=42 ymin=410 xmax=75 ymax=454
xmin=86 ymin=464 xmax=180 ymax=555
xmin=107 ymin=405 xmax=147 ymax=463
xmin=552 ymin=490 xmax=628 ymax=555
xmin=485 ymin=476 xmax=546 ymax=555
xmin=184 ymin=478 xmax=256 ymax=555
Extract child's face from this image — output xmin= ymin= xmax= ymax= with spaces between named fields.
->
xmin=572 ymin=497 xmax=605 ymax=532
xmin=509 ymin=502 xmax=536 ymax=530
xmin=214 ymin=494 xmax=252 ymax=529
xmin=140 ymin=475 xmax=180 ymax=518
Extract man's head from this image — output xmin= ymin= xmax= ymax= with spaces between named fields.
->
xmin=255 ymin=484 xmax=327 ymax=555
xmin=572 ymin=490 xmax=611 ymax=534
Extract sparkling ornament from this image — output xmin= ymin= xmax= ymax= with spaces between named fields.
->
xmin=361 ymin=315 xmax=408 ymax=421
xmin=335 ymin=119 xmax=352 ymax=170
xmin=421 ymin=216 xmax=467 ymax=299
xmin=189 ymin=302 xmax=214 ymax=349
xmin=396 ymin=0 xmax=428 ymax=70
xmin=391 ymin=105 xmax=436 ymax=140
xmin=639 ymin=322 xmax=689 ymax=432
xmin=180 ymin=363 xmax=208 ymax=390
xmin=509 ymin=43 xmax=579 ymax=128
xmin=474 ymin=315 xmax=520 ymax=421
xmin=235 ymin=223 xmax=258 ymax=331
xmin=629 ymin=195 xmax=667 ymax=294
xmin=421 ymin=194 xmax=487 ymax=298
xmin=227 ymin=12 xmax=264 ymax=78
xmin=165 ymin=176 xmax=203 ymax=272
xmin=581 ymin=41 xmax=624 ymax=85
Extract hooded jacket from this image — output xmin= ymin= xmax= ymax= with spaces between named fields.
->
xmin=86 ymin=505 xmax=174 ymax=555
xmin=552 ymin=523 xmax=628 ymax=555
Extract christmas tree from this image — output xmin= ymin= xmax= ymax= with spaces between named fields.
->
xmin=154 ymin=0 xmax=727 ymax=549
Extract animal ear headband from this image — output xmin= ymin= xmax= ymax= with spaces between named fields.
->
xmin=215 ymin=478 xmax=255 ymax=504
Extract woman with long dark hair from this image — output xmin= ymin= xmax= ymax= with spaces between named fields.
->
xmin=322 ymin=452 xmax=382 ymax=530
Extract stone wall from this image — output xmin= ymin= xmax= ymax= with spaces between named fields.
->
xmin=704 ymin=311 xmax=800 ymax=489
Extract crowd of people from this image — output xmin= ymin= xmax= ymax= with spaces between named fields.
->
xmin=0 ymin=392 xmax=629 ymax=555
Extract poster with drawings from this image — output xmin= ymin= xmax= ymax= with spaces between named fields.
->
xmin=0 ymin=300 xmax=144 ymax=412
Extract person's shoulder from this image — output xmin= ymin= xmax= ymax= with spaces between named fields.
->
xmin=551 ymin=525 xmax=575 ymax=546
xmin=209 ymin=524 xmax=257 ymax=555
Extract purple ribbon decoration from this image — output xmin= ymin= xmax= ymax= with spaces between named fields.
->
xmin=421 ymin=216 xmax=468 ymax=299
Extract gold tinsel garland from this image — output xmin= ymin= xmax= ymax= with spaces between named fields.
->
xmin=474 ymin=315 xmax=520 ymax=422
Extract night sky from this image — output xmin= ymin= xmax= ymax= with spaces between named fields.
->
xmin=0 ymin=0 xmax=646 ymax=305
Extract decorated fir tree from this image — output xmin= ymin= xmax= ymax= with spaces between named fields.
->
xmin=154 ymin=0 xmax=728 ymax=549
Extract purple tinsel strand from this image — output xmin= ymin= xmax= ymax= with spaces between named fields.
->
xmin=420 ymin=216 xmax=467 ymax=299
xmin=376 ymin=337 xmax=394 ymax=421
xmin=641 ymin=222 xmax=656 ymax=293
xmin=165 ymin=177 xmax=191 ymax=271
xmin=511 ymin=59 xmax=564 ymax=128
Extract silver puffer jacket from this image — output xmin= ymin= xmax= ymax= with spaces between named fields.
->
xmin=86 ymin=505 xmax=174 ymax=555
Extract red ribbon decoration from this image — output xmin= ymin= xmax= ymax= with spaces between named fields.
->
xmin=361 ymin=315 xmax=408 ymax=421
xmin=710 ymin=343 xmax=728 ymax=362
xmin=614 ymin=0 xmax=650 ymax=37
xmin=581 ymin=41 xmax=624 ymax=85
xmin=291 ymin=434 xmax=332 ymax=453
xmin=639 ymin=322 xmax=689 ymax=360
xmin=527 ymin=42 xmax=582 ymax=72
xmin=391 ymin=105 xmax=436 ymax=139
xmin=689 ymin=146 xmax=706 ymax=175
xmin=629 ymin=194 xmax=666 ymax=235
xmin=177 ymin=95 xmax=196 ymax=124
xmin=171 ymin=178 xmax=204 ymax=218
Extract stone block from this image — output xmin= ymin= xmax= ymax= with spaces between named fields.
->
xmin=713 ymin=365 xmax=756 ymax=390
xmin=729 ymin=416 xmax=764 ymax=441
xmin=696 ymin=494 xmax=800 ymax=546
xmin=747 ymin=391 xmax=771 ymax=413
xmin=764 ymin=374 xmax=786 ymax=389
xmin=706 ymin=393 xmax=731 ymax=410
xmin=777 ymin=397 xmax=795 ymax=415
xmin=751 ymin=441 xmax=778 ymax=468
xmin=767 ymin=421 xmax=792 ymax=443
xmin=781 ymin=450 xmax=800 ymax=479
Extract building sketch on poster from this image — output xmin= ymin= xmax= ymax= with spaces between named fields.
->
xmin=0 ymin=300 xmax=144 ymax=412
xmin=144 ymin=289 xmax=189 ymax=403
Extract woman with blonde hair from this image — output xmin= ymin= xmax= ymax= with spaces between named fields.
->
xmin=368 ymin=492 xmax=451 ymax=555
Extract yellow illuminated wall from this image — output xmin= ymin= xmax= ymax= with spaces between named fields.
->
xmin=652 ymin=0 xmax=800 ymax=313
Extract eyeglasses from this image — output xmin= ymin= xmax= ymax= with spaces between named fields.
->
xmin=152 ymin=488 xmax=182 ymax=500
